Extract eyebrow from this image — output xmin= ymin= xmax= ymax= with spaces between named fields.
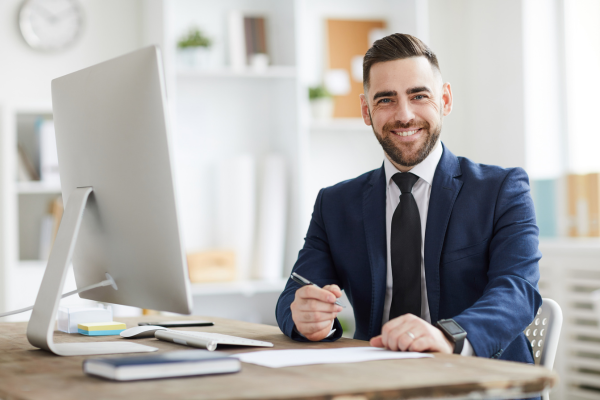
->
xmin=372 ymin=90 xmax=397 ymax=101
xmin=406 ymin=86 xmax=432 ymax=95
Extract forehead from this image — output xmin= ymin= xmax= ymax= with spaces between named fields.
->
xmin=367 ymin=57 xmax=439 ymax=97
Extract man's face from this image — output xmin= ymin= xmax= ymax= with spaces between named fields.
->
xmin=360 ymin=57 xmax=453 ymax=170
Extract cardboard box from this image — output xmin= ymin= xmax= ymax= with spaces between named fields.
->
xmin=187 ymin=251 xmax=237 ymax=283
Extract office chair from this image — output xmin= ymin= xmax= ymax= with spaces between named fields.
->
xmin=524 ymin=298 xmax=563 ymax=400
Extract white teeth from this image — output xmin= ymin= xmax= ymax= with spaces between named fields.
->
xmin=395 ymin=129 xmax=418 ymax=137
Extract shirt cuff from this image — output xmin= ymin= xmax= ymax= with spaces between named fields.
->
xmin=294 ymin=321 xmax=336 ymax=339
xmin=460 ymin=339 xmax=475 ymax=356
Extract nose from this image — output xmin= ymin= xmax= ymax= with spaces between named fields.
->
xmin=394 ymin=98 xmax=416 ymax=125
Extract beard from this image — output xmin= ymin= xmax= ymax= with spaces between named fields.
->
xmin=370 ymin=113 xmax=441 ymax=168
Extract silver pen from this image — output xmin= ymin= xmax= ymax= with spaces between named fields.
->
xmin=290 ymin=272 xmax=346 ymax=308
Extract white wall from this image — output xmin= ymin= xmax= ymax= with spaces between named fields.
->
xmin=0 ymin=0 xmax=145 ymax=318
xmin=564 ymin=0 xmax=600 ymax=174
xmin=429 ymin=0 xmax=526 ymax=169
xmin=522 ymin=0 xmax=564 ymax=180
xmin=0 ymin=0 xmax=144 ymax=108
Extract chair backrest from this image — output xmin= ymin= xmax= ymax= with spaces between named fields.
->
xmin=523 ymin=298 xmax=563 ymax=370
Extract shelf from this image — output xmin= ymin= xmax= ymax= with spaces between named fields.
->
xmin=18 ymin=260 xmax=47 ymax=268
xmin=309 ymin=118 xmax=371 ymax=132
xmin=17 ymin=181 xmax=61 ymax=194
xmin=177 ymin=66 xmax=296 ymax=79
xmin=190 ymin=278 xmax=288 ymax=296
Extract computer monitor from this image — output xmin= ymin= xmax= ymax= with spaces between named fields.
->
xmin=26 ymin=46 xmax=193 ymax=356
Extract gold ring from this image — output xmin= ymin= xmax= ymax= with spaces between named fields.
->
xmin=407 ymin=331 xmax=415 ymax=340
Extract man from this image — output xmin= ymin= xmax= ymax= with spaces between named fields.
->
xmin=276 ymin=33 xmax=541 ymax=364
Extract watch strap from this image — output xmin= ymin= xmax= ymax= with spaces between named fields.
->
xmin=453 ymin=336 xmax=464 ymax=354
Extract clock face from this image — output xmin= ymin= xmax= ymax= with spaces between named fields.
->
xmin=19 ymin=0 xmax=84 ymax=51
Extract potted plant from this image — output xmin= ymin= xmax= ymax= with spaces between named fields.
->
xmin=177 ymin=27 xmax=212 ymax=68
xmin=308 ymin=85 xmax=334 ymax=120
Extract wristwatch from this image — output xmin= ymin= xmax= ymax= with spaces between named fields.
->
xmin=436 ymin=319 xmax=467 ymax=354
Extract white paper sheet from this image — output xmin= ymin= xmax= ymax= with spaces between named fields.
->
xmin=234 ymin=347 xmax=433 ymax=368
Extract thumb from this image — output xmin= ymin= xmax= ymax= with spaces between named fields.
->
xmin=370 ymin=335 xmax=383 ymax=348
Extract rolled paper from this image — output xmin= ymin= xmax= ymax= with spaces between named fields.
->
xmin=216 ymin=155 xmax=256 ymax=281
xmin=255 ymin=154 xmax=287 ymax=281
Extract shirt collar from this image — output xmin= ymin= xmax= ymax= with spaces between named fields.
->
xmin=383 ymin=141 xmax=443 ymax=187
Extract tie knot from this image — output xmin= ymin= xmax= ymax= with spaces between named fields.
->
xmin=392 ymin=172 xmax=419 ymax=194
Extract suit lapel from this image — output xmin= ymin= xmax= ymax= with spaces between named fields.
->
xmin=424 ymin=144 xmax=463 ymax=323
xmin=363 ymin=165 xmax=387 ymax=338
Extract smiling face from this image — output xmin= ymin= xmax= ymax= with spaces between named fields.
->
xmin=360 ymin=57 xmax=453 ymax=171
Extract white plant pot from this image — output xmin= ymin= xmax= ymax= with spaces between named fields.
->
xmin=177 ymin=47 xmax=211 ymax=68
xmin=310 ymin=98 xmax=334 ymax=120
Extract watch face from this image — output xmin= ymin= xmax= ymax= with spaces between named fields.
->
xmin=442 ymin=320 xmax=465 ymax=335
xmin=19 ymin=0 xmax=84 ymax=51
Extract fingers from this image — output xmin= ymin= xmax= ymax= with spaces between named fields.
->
xmin=379 ymin=314 xmax=450 ymax=352
xmin=381 ymin=314 xmax=419 ymax=351
xmin=296 ymin=310 xmax=337 ymax=323
xmin=290 ymin=284 xmax=344 ymax=342
xmin=293 ymin=317 xmax=336 ymax=341
xmin=408 ymin=335 xmax=435 ymax=353
xmin=303 ymin=322 xmax=336 ymax=341
xmin=294 ymin=286 xmax=342 ymax=313
xmin=297 ymin=319 xmax=334 ymax=335
xmin=296 ymin=285 xmax=337 ymax=304
xmin=370 ymin=335 xmax=384 ymax=348
xmin=322 ymin=284 xmax=342 ymax=298
xmin=383 ymin=328 xmax=414 ymax=351
xmin=301 ymin=300 xmax=342 ymax=313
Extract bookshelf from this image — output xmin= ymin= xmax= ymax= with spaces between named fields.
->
xmin=177 ymin=66 xmax=297 ymax=79
xmin=0 ymin=105 xmax=85 ymax=320
xmin=0 ymin=0 xmax=428 ymax=323
xmin=309 ymin=118 xmax=371 ymax=132
xmin=16 ymin=182 xmax=61 ymax=194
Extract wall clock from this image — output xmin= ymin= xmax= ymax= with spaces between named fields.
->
xmin=18 ymin=0 xmax=84 ymax=52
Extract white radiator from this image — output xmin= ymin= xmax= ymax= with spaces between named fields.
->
xmin=539 ymin=240 xmax=600 ymax=400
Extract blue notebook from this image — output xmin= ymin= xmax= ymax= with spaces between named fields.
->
xmin=83 ymin=350 xmax=241 ymax=381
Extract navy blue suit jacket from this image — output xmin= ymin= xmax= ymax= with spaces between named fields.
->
xmin=276 ymin=144 xmax=542 ymax=363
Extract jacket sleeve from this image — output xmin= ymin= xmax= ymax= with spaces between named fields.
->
xmin=453 ymin=167 xmax=542 ymax=359
xmin=276 ymin=188 xmax=344 ymax=342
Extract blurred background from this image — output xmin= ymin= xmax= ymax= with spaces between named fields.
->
xmin=0 ymin=0 xmax=599 ymax=398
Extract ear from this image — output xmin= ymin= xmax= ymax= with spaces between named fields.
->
xmin=442 ymin=82 xmax=453 ymax=116
xmin=359 ymin=93 xmax=372 ymax=126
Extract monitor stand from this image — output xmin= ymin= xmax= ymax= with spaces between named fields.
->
xmin=26 ymin=187 xmax=158 ymax=356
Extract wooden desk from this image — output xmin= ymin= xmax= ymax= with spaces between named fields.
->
xmin=0 ymin=316 xmax=556 ymax=400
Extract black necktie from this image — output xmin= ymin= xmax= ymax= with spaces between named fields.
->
xmin=389 ymin=172 xmax=422 ymax=321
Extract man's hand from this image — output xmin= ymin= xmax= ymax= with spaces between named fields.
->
xmin=370 ymin=314 xmax=454 ymax=353
xmin=291 ymin=284 xmax=343 ymax=341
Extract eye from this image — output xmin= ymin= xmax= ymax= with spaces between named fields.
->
xmin=413 ymin=94 xmax=426 ymax=100
xmin=378 ymin=98 xmax=392 ymax=104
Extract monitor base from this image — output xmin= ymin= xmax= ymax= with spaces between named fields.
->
xmin=26 ymin=187 xmax=158 ymax=356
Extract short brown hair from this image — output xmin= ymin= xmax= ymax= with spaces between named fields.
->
xmin=363 ymin=33 xmax=440 ymax=89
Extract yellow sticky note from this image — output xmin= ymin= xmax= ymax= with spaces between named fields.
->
xmin=78 ymin=321 xmax=126 ymax=332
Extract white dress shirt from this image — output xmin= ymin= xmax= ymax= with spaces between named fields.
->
xmin=382 ymin=141 xmax=473 ymax=356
